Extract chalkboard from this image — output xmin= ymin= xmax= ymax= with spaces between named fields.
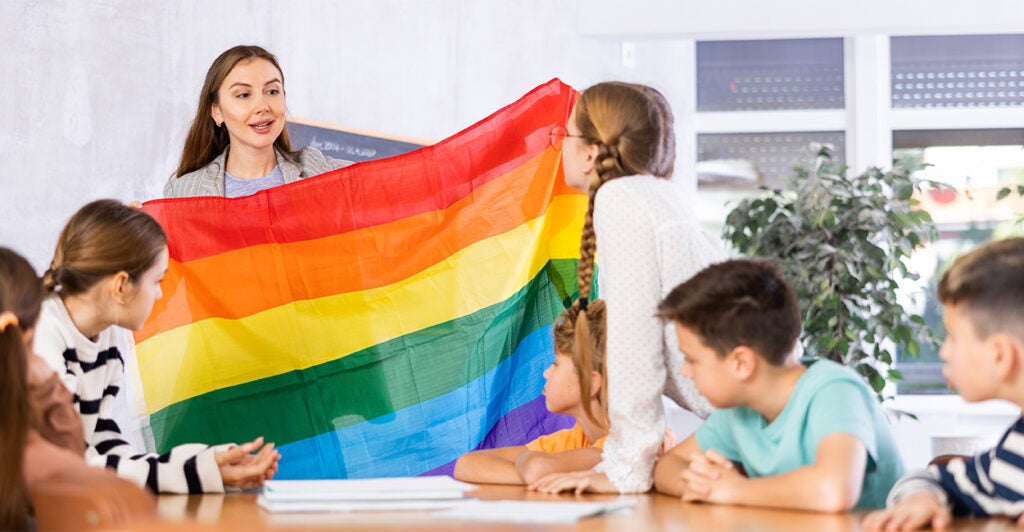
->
xmin=287 ymin=117 xmax=428 ymax=163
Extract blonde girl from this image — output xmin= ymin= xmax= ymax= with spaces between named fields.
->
xmin=454 ymin=300 xmax=609 ymax=485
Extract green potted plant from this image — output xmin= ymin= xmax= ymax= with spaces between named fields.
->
xmin=997 ymin=183 xmax=1024 ymax=202
xmin=722 ymin=144 xmax=939 ymax=400
xmin=997 ymin=183 xmax=1024 ymax=226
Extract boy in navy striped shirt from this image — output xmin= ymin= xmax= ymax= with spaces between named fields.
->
xmin=864 ymin=237 xmax=1024 ymax=529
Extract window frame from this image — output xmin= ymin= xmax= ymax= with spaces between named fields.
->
xmin=688 ymin=33 xmax=1024 ymax=397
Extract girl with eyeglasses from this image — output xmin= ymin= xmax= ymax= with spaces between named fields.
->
xmin=533 ymin=82 xmax=727 ymax=494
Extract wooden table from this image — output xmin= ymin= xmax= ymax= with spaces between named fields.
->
xmin=155 ymin=484 xmax=1019 ymax=531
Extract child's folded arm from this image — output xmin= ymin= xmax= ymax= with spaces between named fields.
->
xmin=886 ymin=469 xmax=949 ymax=508
xmin=452 ymin=446 xmax=528 ymax=485
xmin=654 ymin=453 xmax=690 ymax=497
xmin=685 ymin=432 xmax=867 ymax=512
xmin=653 ymin=434 xmax=703 ymax=497
xmin=912 ymin=450 xmax=1024 ymax=518
xmin=514 ymin=447 xmax=603 ymax=485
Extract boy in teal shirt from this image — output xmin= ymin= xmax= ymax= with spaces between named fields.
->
xmin=653 ymin=259 xmax=903 ymax=511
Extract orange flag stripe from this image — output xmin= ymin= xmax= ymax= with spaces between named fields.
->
xmin=136 ymin=149 xmax=579 ymax=343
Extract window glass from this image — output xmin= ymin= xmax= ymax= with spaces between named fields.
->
xmin=697 ymin=38 xmax=844 ymax=111
xmin=891 ymin=34 xmax=1024 ymax=109
xmin=894 ymin=134 xmax=1024 ymax=394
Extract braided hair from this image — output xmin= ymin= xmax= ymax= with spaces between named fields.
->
xmin=571 ymin=82 xmax=676 ymax=358
xmin=553 ymin=299 xmax=608 ymax=429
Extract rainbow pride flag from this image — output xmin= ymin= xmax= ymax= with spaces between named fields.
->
xmin=135 ymin=79 xmax=584 ymax=479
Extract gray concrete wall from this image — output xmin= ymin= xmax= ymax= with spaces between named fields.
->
xmin=0 ymin=0 xmax=692 ymax=270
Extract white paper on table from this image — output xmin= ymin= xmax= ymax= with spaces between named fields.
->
xmin=257 ymin=495 xmax=470 ymax=513
xmin=434 ymin=499 xmax=637 ymax=523
xmin=261 ymin=476 xmax=476 ymax=502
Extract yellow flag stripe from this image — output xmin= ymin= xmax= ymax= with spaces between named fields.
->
xmin=134 ymin=195 xmax=585 ymax=414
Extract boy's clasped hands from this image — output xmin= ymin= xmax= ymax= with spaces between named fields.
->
xmin=677 ymin=449 xmax=744 ymax=504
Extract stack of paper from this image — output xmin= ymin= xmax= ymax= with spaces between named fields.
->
xmin=436 ymin=499 xmax=637 ymax=524
xmin=257 ymin=476 xmax=476 ymax=513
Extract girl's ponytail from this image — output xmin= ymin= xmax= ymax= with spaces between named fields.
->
xmin=0 ymin=311 xmax=30 ymax=530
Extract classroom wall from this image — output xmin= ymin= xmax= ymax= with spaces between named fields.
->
xmin=0 ymin=0 xmax=693 ymax=271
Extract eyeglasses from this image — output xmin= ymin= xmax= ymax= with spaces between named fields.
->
xmin=549 ymin=126 xmax=586 ymax=150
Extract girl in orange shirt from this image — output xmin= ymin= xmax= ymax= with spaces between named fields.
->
xmin=454 ymin=300 xmax=609 ymax=485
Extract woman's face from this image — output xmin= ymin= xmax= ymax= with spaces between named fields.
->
xmin=560 ymin=105 xmax=596 ymax=192
xmin=211 ymin=58 xmax=287 ymax=155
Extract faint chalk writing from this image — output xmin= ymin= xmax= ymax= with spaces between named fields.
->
xmin=309 ymin=136 xmax=377 ymax=158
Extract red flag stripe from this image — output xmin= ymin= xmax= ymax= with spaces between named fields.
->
xmin=144 ymin=79 xmax=576 ymax=263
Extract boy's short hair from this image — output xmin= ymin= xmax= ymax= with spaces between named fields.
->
xmin=938 ymin=236 xmax=1024 ymax=342
xmin=657 ymin=259 xmax=801 ymax=365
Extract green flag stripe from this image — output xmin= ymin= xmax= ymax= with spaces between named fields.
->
xmin=148 ymin=259 xmax=582 ymax=450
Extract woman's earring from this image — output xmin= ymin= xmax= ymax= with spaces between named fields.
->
xmin=215 ymin=120 xmax=223 ymax=128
